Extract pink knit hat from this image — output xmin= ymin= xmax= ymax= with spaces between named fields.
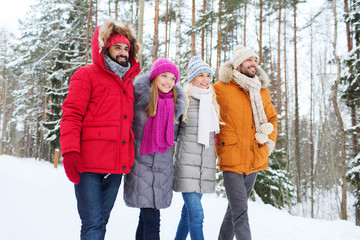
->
xmin=149 ymin=58 xmax=179 ymax=83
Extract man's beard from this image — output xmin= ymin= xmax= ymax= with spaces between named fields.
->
xmin=111 ymin=55 xmax=128 ymax=67
xmin=242 ymin=70 xmax=256 ymax=78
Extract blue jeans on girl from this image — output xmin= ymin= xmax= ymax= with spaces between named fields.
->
xmin=74 ymin=172 xmax=122 ymax=240
xmin=136 ymin=208 xmax=160 ymax=240
xmin=175 ymin=192 xmax=204 ymax=240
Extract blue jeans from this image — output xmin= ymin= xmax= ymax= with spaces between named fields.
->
xmin=136 ymin=208 xmax=160 ymax=240
xmin=74 ymin=172 xmax=122 ymax=240
xmin=175 ymin=192 xmax=204 ymax=240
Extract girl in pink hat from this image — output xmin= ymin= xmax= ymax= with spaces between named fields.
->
xmin=124 ymin=58 xmax=186 ymax=240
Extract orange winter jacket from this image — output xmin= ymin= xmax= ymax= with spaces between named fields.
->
xmin=213 ymin=62 xmax=277 ymax=175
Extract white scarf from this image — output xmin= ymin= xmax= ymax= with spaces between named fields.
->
xmin=233 ymin=70 xmax=273 ymax=144
xmin=190 ymin=86 xmax=220 ymax=148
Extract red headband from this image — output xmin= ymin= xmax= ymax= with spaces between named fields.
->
xmin=106 ymin=34 xmax=130 ymax=51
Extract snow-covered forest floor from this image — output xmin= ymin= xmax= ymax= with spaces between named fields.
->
xmin=1 ymin=155 xmax=360 ymax=240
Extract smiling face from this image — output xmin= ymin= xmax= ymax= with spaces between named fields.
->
xmin=107 ymin=42 xmax=129 ymax=67
xmin=153 ymin=72 xmax=176 ymax=93
xmin=237 ymin=57 xmax=258 ymax=78
xmin=191 ymin=72 xmax=211 ymax=89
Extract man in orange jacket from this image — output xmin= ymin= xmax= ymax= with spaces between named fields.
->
xmin=213 ymin=45 xmax=277 ymax=240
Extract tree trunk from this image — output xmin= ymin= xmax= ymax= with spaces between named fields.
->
xmin=216 ymin=0 xmax=222 ymax=74
xmin=209 ymin=0 xmax=214 ymax=68
xmin=131 ymin=0 xmax=134 ymax=23
xmin=95 ymin=0 xmax=98 ymax=29
xmin=137 ymin=0 xmax=144 ymax=67
xmin=191 ymin=0 xmax=196 ymax=56
xmin=259 ymin=0 xmax=263 ymax=62
xmin=310 ymin=11 xmax=315 ymax=218
xmin=168 ymin=1 xmax=172 ymax=59
xmin=332 ymin=0 xmax=347 ymax=220
xmin=344 ymin=0 xmax=358 ymax=161
xmin=276 ymin=0 xmax=282 ymax=163
xmin=223 ymin=0 xmax=229 ymax=62
xmin=85 ymin=0 xmax=93 ymax=66
xmin=108 ymin=0 xmax=111 ymax=18
xmin=153 ymin=0 xmax=160 ymax=63
xmin=165 ymin=0 xmax=169 ymax=58
xmin=293 ymin=0 xmax=301 ymax=203
xmin=39 ymin=94 xmax=47 ymax=159
xmin=201 ymin=0 xmax=206 ymax=59
xmin=0 ymin=63 xmax=7 ymax=155
xmin=175 ymin=0 xmax=181 ymax=67
xmin=244 ymin=2 xmax=247 ymax=46
xmin=283 ymin=6 xmax=289 ymax=173
xmin=269 ymin=19 xmax=275 ymax=97
xmin=344 ymin=0 xmax=353 ymax=53
xmin=115 ymin=0 xmax=118 ymax=21
xmin=277 ymin=0 xmax=282 ymax=119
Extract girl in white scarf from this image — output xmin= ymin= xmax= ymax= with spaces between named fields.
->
xmin=173 ymin=56 xmax=221 ymax=240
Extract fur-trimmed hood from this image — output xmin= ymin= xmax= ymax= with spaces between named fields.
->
xmin=218 ymin=61 xmax=270 ymax=89
xmin=92 ymin=19 xmax=141 ymax=70
xmin=133 ymin=74 xmax=186 ymax=120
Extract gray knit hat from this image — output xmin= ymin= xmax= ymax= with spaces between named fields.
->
xmin=231 ymin=45 xmax=259 ymax=69
xmin=187 ymin=56 xmax=213 ymax=82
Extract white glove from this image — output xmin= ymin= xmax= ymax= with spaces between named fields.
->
xmin=259 ymin=123 xmax=274 ymax=135
xmin=255 ymin=133 xmax=268 ymax=144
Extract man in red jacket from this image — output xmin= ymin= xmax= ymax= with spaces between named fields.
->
xmin=60 ymin=19 xmax=141 ymax=239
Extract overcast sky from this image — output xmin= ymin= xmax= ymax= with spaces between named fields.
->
xmin=0 ymin=0 xmax=35 ymax=34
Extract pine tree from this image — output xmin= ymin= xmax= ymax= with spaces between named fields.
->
xmin=344 ymin=0 xmax=360 ymax=225
xmin=11 ymin=0 xmax=90 ymax=160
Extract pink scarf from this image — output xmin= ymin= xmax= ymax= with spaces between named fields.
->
xmin=141 ymin=91 xmax=175 ymax=154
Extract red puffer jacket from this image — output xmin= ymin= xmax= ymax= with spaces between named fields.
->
xmin=60 ymin=22 xmax=141 ymax=174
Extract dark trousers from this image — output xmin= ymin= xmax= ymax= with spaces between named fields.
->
xmin=75 ymin=172 xmax=122 ymax=240
xmin=218 ymin=171 xmax=257 ymax=240
xmin=136 ymin=208 xmax=160 ymax=240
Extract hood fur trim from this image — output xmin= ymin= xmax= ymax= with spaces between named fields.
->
xmin=218 ymin=61 xmax=270 ymax=89
xmin=98 ymin=19 xmax=141 ymax=58
xmin=134 ymin=74 xmax=186 ymax=120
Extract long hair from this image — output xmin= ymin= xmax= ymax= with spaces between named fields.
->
xmin=181 ymin=82 xmax=221 ymax=124
xmin=146 ymin=81 xmax=178 ymax=118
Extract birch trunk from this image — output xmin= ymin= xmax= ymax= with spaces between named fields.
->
xmin=332 ymin=0 xmax=347 ymax=220
xmin=310 ymin=11 xmax=315 ymax=218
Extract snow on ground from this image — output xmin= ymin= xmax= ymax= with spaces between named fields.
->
xmin=1 ymin=155 xmax=360 ymax=240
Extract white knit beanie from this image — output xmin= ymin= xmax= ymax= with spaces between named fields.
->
xmin=232 ymin=45 xmax=259 ymax=69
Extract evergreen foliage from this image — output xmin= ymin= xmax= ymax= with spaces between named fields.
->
xmin=343 ymin=0 xmax=360 ymax=224
xmin=254 ymin=147 xmax=295 ymax=209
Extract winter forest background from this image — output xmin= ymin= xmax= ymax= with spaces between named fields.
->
xmin=0 ymin=0 xmax=359 ymax=227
